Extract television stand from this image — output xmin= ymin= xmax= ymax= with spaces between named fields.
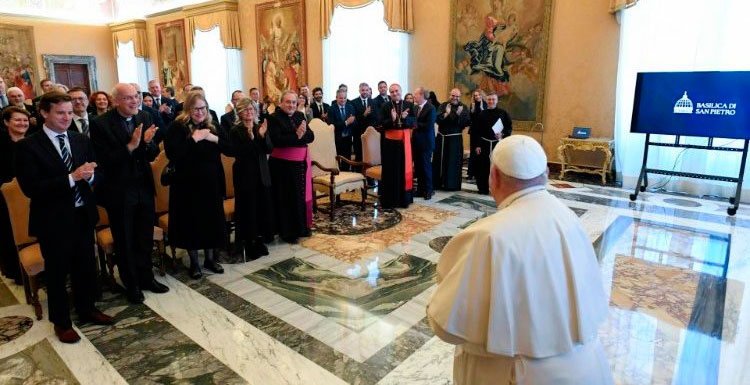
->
xmin=629 ymin=134 xmax=749 ymax=216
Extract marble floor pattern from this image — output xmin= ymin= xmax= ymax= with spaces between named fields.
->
xmin=1 ymin=179 xmax=750 ymax=385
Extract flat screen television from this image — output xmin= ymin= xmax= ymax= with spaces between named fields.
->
xmin=630 ymin=71 xmax=750 ymax=139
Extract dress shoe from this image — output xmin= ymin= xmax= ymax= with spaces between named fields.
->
xmin=189 ymin=264 xmax=203 ymax=279
xmin=54 ymin=326 xmax=81 ymax=344
xmin=204 ymin=259 xmax=224 ymax=274
xmin=126 ymin=287 xmax=145 ymax=304
xmin=81 ymin=311 xmax=115 ymax=325
xmin=423 ymin=191 xmax=433 ymax=200
xmin=143 ymin=278 xmax=170 ymax=293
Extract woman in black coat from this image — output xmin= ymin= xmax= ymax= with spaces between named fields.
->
xmin=1 ymin=107 xmax=31 ymax=284
xmin=230 ymin=98 xmax=275 ymax=259
xmin=164 ymin=92 xmax=232 ymax=279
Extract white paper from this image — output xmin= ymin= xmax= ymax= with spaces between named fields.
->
xmin=492 ymin=118 xmax=504 ymax=135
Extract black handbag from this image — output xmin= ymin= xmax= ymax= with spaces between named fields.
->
xmin=160 ymin=161 xmax=176 ymax=186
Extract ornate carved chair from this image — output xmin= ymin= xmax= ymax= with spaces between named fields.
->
xmin=308 ymin=118 xmax=367 ymax=221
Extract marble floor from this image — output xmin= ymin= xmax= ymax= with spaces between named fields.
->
xmin=1 ymin=178 xmax=750 ymax=385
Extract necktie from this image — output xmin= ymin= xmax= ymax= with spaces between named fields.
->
xmin=57 ymin=134 xmax=83 ymax=206
xmin=80 ymin=118 xmax=89 ymax=136
xmin=154 ymin=97 xmax=160 ymax=108
xmin=340 ymin=106 xmax=345 ymax=120
xmin=416 ymin=104 xmax=422 ymax=117
xmin=363 ymin=99 xmax=367 ymax=109
xmin=0 ymin=95 xmax=6 ymax=108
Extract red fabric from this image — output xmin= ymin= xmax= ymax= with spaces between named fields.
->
xmin=384 ymin=129 xmax=413 ymax=191
xmin=270 ymin=147 xmax=313 ymax=227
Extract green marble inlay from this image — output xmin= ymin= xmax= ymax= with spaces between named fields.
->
xmin=439 ymin=193 xmax=586 ymax=228
xmin=0 ymin=339 xmax=79 ymax=384
xmin=247 ymin=255 xmax=436 ymax=331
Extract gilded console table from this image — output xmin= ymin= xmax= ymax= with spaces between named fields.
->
xmin=557 ymin=137 xmax=614 ymax=185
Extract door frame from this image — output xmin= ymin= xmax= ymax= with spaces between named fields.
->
xmin=42 ymin=54 xmax=98 ymax=92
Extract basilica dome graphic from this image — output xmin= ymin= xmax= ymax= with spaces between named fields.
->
xmin=674 ymin=91 xmax=693 ymax=114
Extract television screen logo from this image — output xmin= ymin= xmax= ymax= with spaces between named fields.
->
xmin=673 ymin=91 xmax=693 ymax=114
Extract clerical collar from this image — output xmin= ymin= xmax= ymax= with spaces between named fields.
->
xmin=498 ymin=185 xmax=547 ymax=210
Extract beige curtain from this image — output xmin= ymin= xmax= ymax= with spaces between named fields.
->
xmin=184 ymin=0 xmax=241 ymax=50
xmin=110 ymin=20 xmax=149 ymax=59
xmin=609 ymin=0 xmax=639 ymax=13
xmin=320 ymin=0 xmax=414 ymax=39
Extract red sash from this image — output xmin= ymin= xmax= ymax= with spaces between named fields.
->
xmin=270 ymin=147 xmax=313 ymax=228
xmin=384 ymin=129 xmax=413 ymax=190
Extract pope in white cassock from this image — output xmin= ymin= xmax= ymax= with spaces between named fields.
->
xmin=427 ymin=135 xmax=614 ymax=385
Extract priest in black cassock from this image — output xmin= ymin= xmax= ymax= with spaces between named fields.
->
xmin=471 ymin=92 xmax=512 ymax=194
xmin=268 ymin=90 xmax=314 ymax=244
xmin=378 ymin=83 xmax=415 ymax=208
xmin=433 ymin=88 xmax=470 ymax=191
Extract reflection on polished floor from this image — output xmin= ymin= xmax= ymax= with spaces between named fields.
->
xmin=1 ymin=179 xmax=749 ymax=384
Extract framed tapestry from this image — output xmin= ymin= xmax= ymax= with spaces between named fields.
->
xmin=0 ymin=24 xmax=39 ymax=99
xmin=155 ymin=20 xmax=190 ymax=97
xmin=256 ymin=0 xmax=307 ymax=105
xmin=450 ymin=0 xmax=552 ymax=130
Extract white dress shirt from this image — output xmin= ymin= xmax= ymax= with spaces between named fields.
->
xmin=73 ymin=112 xmax=89 ymax=133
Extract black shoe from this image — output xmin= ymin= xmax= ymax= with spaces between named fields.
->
xmin=282 ymin=236 xmax=299 ymax=244
xmin=423 ymin=191 xmax=433 ymax=200
xmin=189 ymin=264 xmax=203 ymax=279
xmin=253 ymin=242 xmax=269 ymax=258
xmin=143 ymin=278 xmax=169 ymax=294
xmin=302 ymin=228 xmax=312 ymax=237
xmin=204 ymin=259 xmax=224 ymax=274
xmin=126 ymin=287 xmax=144 ymax=304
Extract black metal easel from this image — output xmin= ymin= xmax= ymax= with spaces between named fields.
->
xmin=629 ymin=134 xmax=749 ymax=216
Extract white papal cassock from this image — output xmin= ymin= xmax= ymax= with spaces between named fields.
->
xmin=427 ymin=185 xmax=613 ymax=385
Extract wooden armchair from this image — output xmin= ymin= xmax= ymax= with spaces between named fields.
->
xmin=221 ymin=154 xmax=236 ymax=252
xmin=1 ymin=179 xmax=44 ymax=319
xmin=308 ymin=118 xmax=368 ymax=221
xmin=151 ymin=150 xmax=176 ymax=271
xmin=361 ymin=126 xmax=382 ymax=184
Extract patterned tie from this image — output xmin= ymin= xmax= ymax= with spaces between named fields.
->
xmin=416 ymin=104 xmax=422 ymax=117
xmin=80 ymin=118 xmax=89 ymax=136
xmin=57 ymin=134 xmax=83 ymax=206
xmin=340 ymin=106 xmax=345 ymax=120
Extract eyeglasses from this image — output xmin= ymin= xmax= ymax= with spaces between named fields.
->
xmin=192 ymin=106 xmax=207 ymax=112
xmin=71 ymin=97 xmax=87 ymax=102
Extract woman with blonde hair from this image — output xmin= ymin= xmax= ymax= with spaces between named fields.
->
xmin=164 ymin=91 xmax=232 ymax=278
xmin=230 ymin=98 xmax=275 ymax=258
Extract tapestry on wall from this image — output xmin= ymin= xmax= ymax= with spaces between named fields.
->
xmin=0 ymin=24 xmax=39 ymax=99
xmin=156 ymin=20 xmax=190 ymax=99
xmin=256 ymin=0 xmax=307 ymax=105
xmin=451 ymin=0 xmax=552 ymax=130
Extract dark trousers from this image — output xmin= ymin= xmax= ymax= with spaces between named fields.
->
xmin=106 ymin=184 xmax=155 ymax=290
xmin=413 ymin=142 xmax=434 ymax=196
xmin=474 ymin=141 xmax=496 ymax=194
xmin=38 ymin=208 xmax=97 ymax=329
xmin=352 ymin=126 xmax=365 ymax=165
xmin=335 ymin=134 xmax=353 ymax=171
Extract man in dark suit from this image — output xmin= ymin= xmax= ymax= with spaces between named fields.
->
xmin=411 ymin=87 xmax=437 ymax=200
xmin=67 ymin=87 xmax=91 ymax=137
xmin=90 ymin=83 xmax=168 ymax=304
xmin=248 ymin=87 xmax=269 ymax=122
xmin=328 ymin=89 xmax=356 ymax=171
xmin=148 ymin=79 xmax=177 ymax=125
xmin=371 ymin=80 xmax=390 ymax=117
xmin=310 ymin=87 xmax=329 ymax=122
xmin=220 ymin=90 xmax=244 ymax=139
xmin=14 ymin=92 xmax=114 ymax=343
xmin=351 ymin=83 xmax=376 ymax=165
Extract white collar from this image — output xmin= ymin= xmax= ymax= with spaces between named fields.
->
xmin=42 ymin=124 xmax=67 ymax=141
xmin=498 ymin=185 xmax=547 ymax=210
xmin=75 ymin=112 xmax=88 ymax=121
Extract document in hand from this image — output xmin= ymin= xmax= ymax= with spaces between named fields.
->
xmin=492 ymin=118 xmax=504 ymax=136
